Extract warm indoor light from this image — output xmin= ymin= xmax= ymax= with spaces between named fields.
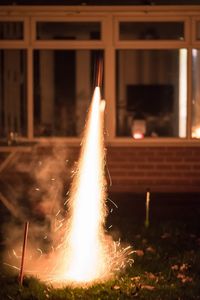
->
xmin=192 ymin=126 xmax=200 ymax=138
xmin=133 ymin=132 xmax=144 ymax=139
xmin=179 ymin=49 xmax=187 ymax=138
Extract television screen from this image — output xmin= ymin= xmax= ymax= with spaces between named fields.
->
xmin=126 ymin=84 xmax=174 ymax=115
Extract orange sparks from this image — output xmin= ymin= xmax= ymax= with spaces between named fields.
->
xmin=39 ymin=86 xmax=132 ymax=285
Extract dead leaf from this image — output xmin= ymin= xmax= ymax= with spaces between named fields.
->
xmin=112 ymin=285 xmax=120 ymax=290
xmin=141 ymin=285 xmax=155 ymax=290
xmin=142 ymin=239 xmax=148 ymax=244
xmin=180 ymin=263 xmax=189 ymax=272
xmin=171 ymin=264 xmax=179 ymax=271
xmin=146 ymin=246 xmax=156 ymax=254
xmin=177 ymin=273 xmax=184 ymax=279
xmin=177 ymin=273 xmax=193 ymax=283
xmin=131 ymin=276 xmax=140 ymax=282
xmin=161 ymin=233 xmax=171 ymax=239
xmin=181 ymin=276 xmax=193 ymax=283
xmin=145 ymin=272 xmax=157 ymax=280
xmin=134 ymin=250 xmax=144 ymax=257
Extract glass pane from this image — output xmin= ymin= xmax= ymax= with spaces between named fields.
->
xmin=36 ymin=22 xmax=101 ymax=40
xmin=196 ymin=22 xmax=200 ymax=40
xmin=119 ymin=22 xmax=184 ymax=40
xmin=0 ymin=22 xmax=23 ymax=40
xmin=0 ymin=50 xmax=27 ymax=140
xmin=192 ymin=49 xmax=200 ymax=138
xmin=34 ymin=50 xmax=104 ymax=137
xmin=116 ymin=49 xmax=187 ymax=138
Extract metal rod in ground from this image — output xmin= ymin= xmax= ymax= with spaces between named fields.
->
xmin=19 ymin=221 xmax=29 ymax=285
xmin=145 ymin=189 xmax=150 ymax=228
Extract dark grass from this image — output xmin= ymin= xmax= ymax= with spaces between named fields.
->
xmin=1 ymin=192 xmax=200 ymax=299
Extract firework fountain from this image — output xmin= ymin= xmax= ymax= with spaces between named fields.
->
xmin=5 ymin=57 xmax=132 ymax=287
xmin=45 ymin=57 xmax=132 ymax=286
xmin=51 ymin=58 xmax=109 ymax=284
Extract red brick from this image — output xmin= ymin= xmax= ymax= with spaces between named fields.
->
xmin=174 ymin=164 xmax=191 ymax=170
xmin=156 ymin=164 xmax=173 ymax=170
xmin=192 ymin=165 xmax=200 ymax=170
xmin=166 ymin=157 xmax=183 ymax=162
xmin=136 ymin=164 xmax=155 ymax=170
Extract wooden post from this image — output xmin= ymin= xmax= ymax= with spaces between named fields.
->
xmin=145 ymin=189 xmax=150 ymax=228
xmin=19 ymin=221 xmax=29 ymax=285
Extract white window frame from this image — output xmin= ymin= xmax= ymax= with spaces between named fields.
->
xmin=0 ymin=5 xmax=200 ymax=146
xmin=0 ymin=16 xmax=29 ymax=48
xmin=114 ymin=16 xmax=189 ymax=48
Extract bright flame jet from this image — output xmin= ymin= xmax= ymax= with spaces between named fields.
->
xmin=61 ymin=86 xmax=108 ymax=283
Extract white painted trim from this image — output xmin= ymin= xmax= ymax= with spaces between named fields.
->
xmin=1 ymin=6 xmax=200 ymax=14
xmin=0 ymin=5 xmax=200 ymax=145
xmin=27 ymin=48 xmax=33 ymax=139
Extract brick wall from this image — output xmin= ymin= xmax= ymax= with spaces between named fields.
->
xmin=1 ymin=145 xmax=200 ymax=193
xmin=107 ymin=146 xmax=200 ymax=193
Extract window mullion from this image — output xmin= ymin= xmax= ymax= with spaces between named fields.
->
xmin=27 ymin=47 xmax=33 ymax=140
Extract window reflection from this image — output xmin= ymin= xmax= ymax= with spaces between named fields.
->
xmin=192 ymin=49 xmax=200 ymax=138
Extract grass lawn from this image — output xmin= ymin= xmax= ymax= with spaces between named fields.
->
xmin=0 ymin=192 xmax=200 ymax=299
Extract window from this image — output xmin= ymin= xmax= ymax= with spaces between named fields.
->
xmin=34 ymin=50 xmax=104 ymax=137
xmin=192 ymin=49 xmax=200 ymax=138
xmin=119 ymin=21 xmax=184 ymax=41
xmin=0 ymin=21 xmax=23 ymax=40
xmin=0 ymin=7 xmax=200 ymax=143
xmin=36 ymin=22 xmax=101 ymax=40
xmin=196 ymin=21 xmax=200 ymax=40
xmin=116 ymin=49 xmax=187 ymax=138
xmin=0 ymin=50 xmax=27 ymax=138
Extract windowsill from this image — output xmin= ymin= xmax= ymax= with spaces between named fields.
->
xmin=0 ymin=139 xmax=38 ymax=151
xmin=106 ymin=137 xmax=200 ymax=147
xmin=1 ymin=137 xmax=200 ymax=148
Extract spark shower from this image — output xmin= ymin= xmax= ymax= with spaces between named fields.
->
xmin=6 ymin=59 xmax=132 ymax=287
xmin=45 ymin=85 xmax=132 ymax=286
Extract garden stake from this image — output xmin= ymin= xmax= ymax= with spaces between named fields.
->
xmin=145 ymin=189 xmax=150 ymax=228
xmin=19 ymin=221 xmax=29 ymax=285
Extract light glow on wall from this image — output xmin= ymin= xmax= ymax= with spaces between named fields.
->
xmin=179 ymin=49 xmax=187 ymax=138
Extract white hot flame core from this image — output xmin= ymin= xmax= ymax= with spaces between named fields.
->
xmin=63 ymin=87 xmax=107 ymax=282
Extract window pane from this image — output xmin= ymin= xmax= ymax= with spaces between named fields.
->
xmin=196 ymin=22 xmax=200 ymax=40
xmin=0 ymin=22 xmax=23 ymax=40
xmin=34 ymin=50 xmax=104 ymax=137
xmin=119 ymin=22 xmax=184 ymax=40
xmin=0 ymin=50 xmax=27 ymax=139
xmin=192 ymin=49 xmax=200 ymax=138
xmin=116 ymin=49 xmax=187 ymax=138
xmin=36 ymin=22 xmax=101 ymax=40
